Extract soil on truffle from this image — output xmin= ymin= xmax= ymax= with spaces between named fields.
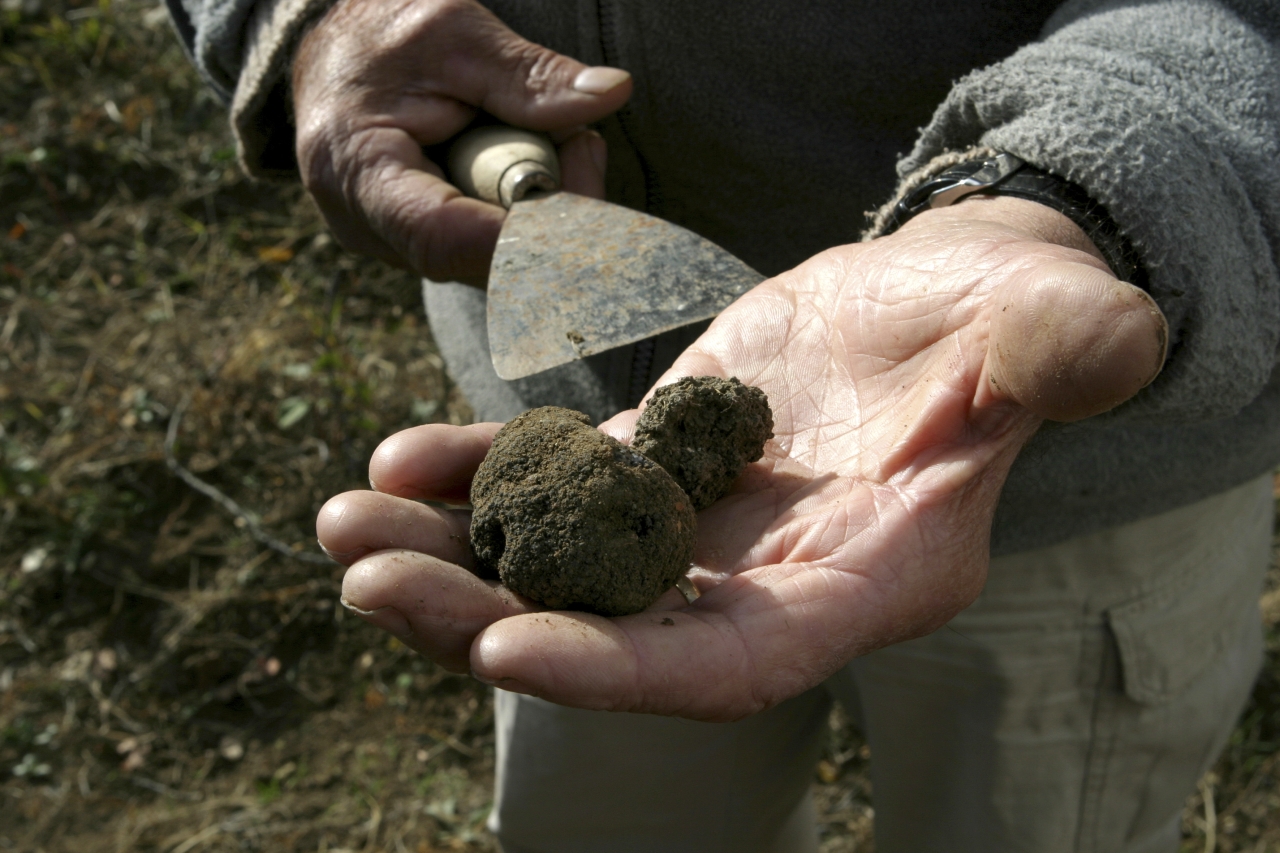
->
xmin=632 ymin=376 xmax=774 ymax=511
xmin=470 ymin=407 xmax=697 ymax=616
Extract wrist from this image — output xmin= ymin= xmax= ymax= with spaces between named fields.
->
xmin=873 ymin=150 xmax=1146 ymax=287
xmin=904 ymin=195 xmax=1109 ymax=266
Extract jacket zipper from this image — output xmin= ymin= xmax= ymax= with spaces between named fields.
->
xmin=598 ymin=0 xmax=663 ymax=407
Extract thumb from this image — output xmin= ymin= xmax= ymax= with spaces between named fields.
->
xmin=446 ymin=7 xmax=633 ymax=129
xmin=983 ymin=261 xmax=1169 ymax=421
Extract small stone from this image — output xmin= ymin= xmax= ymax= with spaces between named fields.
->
xmin=20 ymin=546 xmax=48 ymax=574
xmin=470 ymin=407 xmax=696 ymax=616
xmin=632 ymin=376 xmax=773 ymax=511
xmin=219 ymin=736 xmax=244 ymax=762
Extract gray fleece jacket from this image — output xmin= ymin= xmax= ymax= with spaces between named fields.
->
xmin=167 ymin=0 xmax=1280 ymax=556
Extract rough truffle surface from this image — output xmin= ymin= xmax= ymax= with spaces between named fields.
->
xmin=470 ymin=407 xmax=696 ymax=616
xmin=632 ymin=377 xmax=774 ymax=511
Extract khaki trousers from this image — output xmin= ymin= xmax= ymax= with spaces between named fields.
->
xmin=489 ymin=476 xmax=1272 ymax=853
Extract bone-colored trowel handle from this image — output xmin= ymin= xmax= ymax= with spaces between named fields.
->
xmin=447 ymin=126 xmax=561 ymax=209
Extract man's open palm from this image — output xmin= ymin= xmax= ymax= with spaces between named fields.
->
xmin=320 ymin=197 xmax=1167 ymax=721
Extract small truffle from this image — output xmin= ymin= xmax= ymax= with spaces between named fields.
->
xmin=632 ymin=376 xmax=773 ymax=511
xmin=470 ymin=407 xmax=696 ymax=616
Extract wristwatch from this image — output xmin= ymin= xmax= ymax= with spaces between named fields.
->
xmin=881 ymin=152 xmax=1146 ymax=288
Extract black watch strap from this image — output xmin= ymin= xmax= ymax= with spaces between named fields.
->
xmin=882 ymin=153 xmax=1146 ymax=288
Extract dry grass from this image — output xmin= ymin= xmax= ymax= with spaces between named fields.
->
xmin=0 ymin=2 xmax=1277 ymax=851
xmin=1 ymin=2 xmax=490 ymax=849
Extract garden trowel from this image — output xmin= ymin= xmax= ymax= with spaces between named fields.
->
xmin=448 ymin=127 xmax=764 ymax=381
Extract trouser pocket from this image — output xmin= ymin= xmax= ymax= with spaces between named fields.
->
xmin=1076 ymin=486 xmax=1271 ymax=853
xmin=846 ymin=476 xmax=1273 ymax=853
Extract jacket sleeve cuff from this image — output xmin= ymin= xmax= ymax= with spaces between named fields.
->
xmin=230 ymin=0 xmax=337 ymax=179
xmin=893 ymin=1 xmax=1280 ymax=423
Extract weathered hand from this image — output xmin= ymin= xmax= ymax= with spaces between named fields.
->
xmin=319 ymin=197 xmax=1167 ymax=721
xmin=291 ymin=0 xmax=631 ymax=284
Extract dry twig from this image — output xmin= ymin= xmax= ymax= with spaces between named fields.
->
xmin=165 ymin=395 xmax=330 ymax=564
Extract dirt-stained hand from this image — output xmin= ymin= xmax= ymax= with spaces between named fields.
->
xmin=318 ymin=197 xmax=1168 ymax=721
xmin=291 ymin=0 xmax=631 ymax=285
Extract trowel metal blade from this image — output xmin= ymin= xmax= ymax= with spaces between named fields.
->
xmin=486 ymin=191 xmax=765 ymax=381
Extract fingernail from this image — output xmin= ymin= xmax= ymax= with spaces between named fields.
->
xmin=342 ymin=600 xmax=412 ymax=638
xmin=319 ymin=541 xmax=369 ymax=563
xmin=573 ymin=66 xmax=630 ymax=95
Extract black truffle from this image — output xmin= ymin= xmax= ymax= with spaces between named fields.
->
xmin=632 ymin=376 xmax=773 ymax=511
xmin=470 ymin=407 xmax=696 ymax=616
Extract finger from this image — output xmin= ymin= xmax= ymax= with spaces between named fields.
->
xmin=597 ymin=407 xmax=638 ymax=444
xmin=444 ymin=17 xmax=632 ymax=130
xmin=556 ymin=129 xmax=607 ymax=199
xmin=342 ymin=550 xmax=541 ymax=672
xmin=334 ymin=128 xmax=504 ymax=283
xmin=471 ymin=608 xmax=754 ymax=717
xmin=300 ymin=0 xmax=631 ymax=131
xmin=470 ymin=561 xmax=866 ymax=721
xmin=982 ymin=261 xmax=1168 ymax=421
xmin=369 ymin=422 xmax=503 ymax=501
xmin=317 ymin=491 xmax=473 ymax=568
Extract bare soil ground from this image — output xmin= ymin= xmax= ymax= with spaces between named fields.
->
xmin=0 ymin=2 xmax=1276 ymax=851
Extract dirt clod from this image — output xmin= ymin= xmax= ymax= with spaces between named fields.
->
xmin=470 ymin=407 xmax=696 ymax=616
xmin=469 ymin=378 xmax=772 ymax=615
xmin=633 ymin=376 xmax=773 ymax=511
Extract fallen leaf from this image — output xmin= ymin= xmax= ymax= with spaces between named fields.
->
xmin=256 ymin=246 xmax=294 ymax=263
